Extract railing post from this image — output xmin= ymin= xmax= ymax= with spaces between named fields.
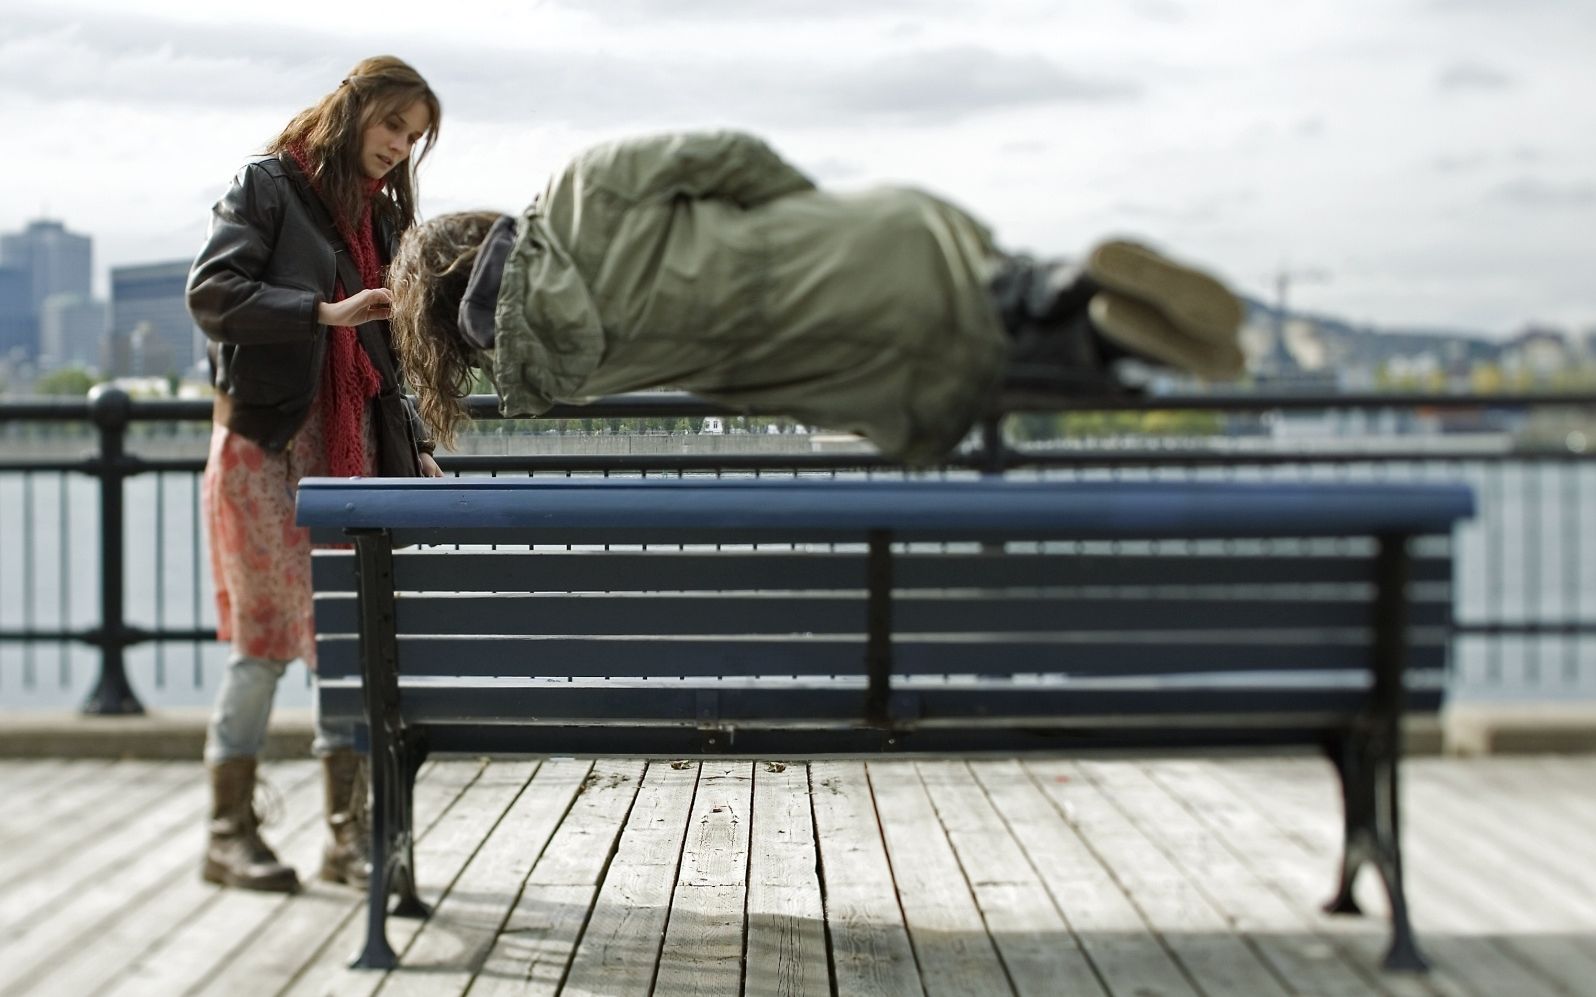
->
xmin=979 ymin=415 xmax=1006 ymax=476
xmin=82 ymin=387 xmax=144 ymax=715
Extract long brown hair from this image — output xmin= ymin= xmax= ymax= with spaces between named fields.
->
xmin=389 ymin=211 xmax=504 ymax=448
xmin=267 ymin=55 xmax=441 ymax=233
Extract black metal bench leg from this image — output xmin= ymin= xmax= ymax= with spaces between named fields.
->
xmin=1323 ymin=734 xmax=1429 ymax=973
xmin=389 ymin=737 xmax=430 ymax=919
xmin=348 ymin=531 xmax=426 ymax=969
xmin=352 ymin=740 xmax=399 ymax=969
xmin=1323 ymin=737 xmax=1368 ymax=916
xmin=1370 ymin=747 xmax=1426 ymax=973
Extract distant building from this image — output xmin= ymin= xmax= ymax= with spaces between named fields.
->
xmin=1501 ymin=326 xmax=1571 ymax=382
xmin=129 ymin=321 xmax=176 ymax=379
xmin=0 ymin=219 xmax=93 ymax=360
xmin=101 ymin=329 xmax=131 ymax=379
xmin=110 ymin=261 xmax=201 ymax=377
xmin=0 ymin=265 xmax=32 ymax=362
xmin=39 ymin=293 xmax=107 ymax=371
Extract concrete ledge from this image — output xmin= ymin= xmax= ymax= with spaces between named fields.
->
xmin=2 ymin=705 xmax=1592 ymax=759
xmin=0 ymin=707 xmax=313 ymax=760
xmin=1444 ymin=702 xmax=1596 ymax=756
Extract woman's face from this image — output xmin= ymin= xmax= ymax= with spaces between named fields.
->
xmin=359 ymin=99 xmax=431 ymax=180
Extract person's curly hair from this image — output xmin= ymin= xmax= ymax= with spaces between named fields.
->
xmin=388 ymin=211 xmax=504 ymax=449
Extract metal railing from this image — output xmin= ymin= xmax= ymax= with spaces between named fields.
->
xmin=3 ymin=388 xmax=1595 ymax=714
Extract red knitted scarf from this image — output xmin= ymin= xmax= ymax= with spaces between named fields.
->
xmin=289 ymin=146 xmax=384 ymax=478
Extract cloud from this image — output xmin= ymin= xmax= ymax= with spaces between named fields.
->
xmin=807 ymin=47 xmax=1140 ymax=122
xmin=1432 ymin=152 xmax=1491 ymax=173
xmin=1108 ymin=189 xmax=1258 ymax=225
xmin=1487 ymin=177 xmax=1596 ymax=208
xmin=552 ymin=0 xmax=961 ymax=20
xmin=804 ymin=157 xmax=869 ymax=182
xmin=0 ymin=12 xmax=353 ymax=109
xmin=1437 ymin=61 xmax=1516 ymax=92
xmin=1295 ymin=115 xmax=1326 ymax=138
xmin=1 ymin=9 xmax=1140 ymax=129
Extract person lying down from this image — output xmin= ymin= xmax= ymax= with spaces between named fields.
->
xmin=388 ymin=129 xmax=1244 ymax=464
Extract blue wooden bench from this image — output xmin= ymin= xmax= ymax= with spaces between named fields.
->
xmin=297 ymin=476 xmax=1474 ymax=973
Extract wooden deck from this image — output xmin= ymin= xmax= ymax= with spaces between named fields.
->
xmin=0 ymin=753 xmax=1592 ymax=997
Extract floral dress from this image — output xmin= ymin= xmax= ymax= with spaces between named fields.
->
xmin=202 ymin=401 xmax=375 ymax=667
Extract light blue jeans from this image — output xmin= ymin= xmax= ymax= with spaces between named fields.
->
xmin=202 ymin=654 xmax=355 ymax=765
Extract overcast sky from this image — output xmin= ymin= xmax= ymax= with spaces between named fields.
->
xmin=3 ymin=0 xmax=1593 ymax=335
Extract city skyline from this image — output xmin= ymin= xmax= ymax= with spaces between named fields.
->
xmin=0 ymin=214 xmax=204 ymax=377
xmin=4 ymin=0 xmax=1595 ymax=339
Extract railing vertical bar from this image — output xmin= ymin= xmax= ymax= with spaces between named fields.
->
xmin=1486 ymin=464 xmax=1504 ymax=687
xmin=193 ymin=468 xmax=204 ymax=690
xmin=1565 ymin=460 xmax=1580 ymax=685
xmin=155 ymin=472 xmax=167 ymax=690
xmin=1525 ymin=461 xmax=1542 ymax=688
xmin=23 ymin=471 xmax=35 ymax=690
xmin=59 ymin=472 xmax=70 ymax=688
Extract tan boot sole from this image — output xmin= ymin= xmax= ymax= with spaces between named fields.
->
xmin=1087 ymin=240 xmax=1243 ymax=345
xmin=202 ymin=856 xmax=301 ymax=893
xmin=1090 ymin=293 xmax=1245 ymax=381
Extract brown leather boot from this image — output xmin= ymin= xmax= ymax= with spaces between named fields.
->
xmin=319 ymin=749 xmax=372 ymax=887
xmin=203 ymin=758 xmax=300 ymax=892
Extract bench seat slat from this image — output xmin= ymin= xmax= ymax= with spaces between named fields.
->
xmin=319 ymin=682 xmax=1444 ymax=726
xmin=347 ymin=722 xmax=1406 ymax=756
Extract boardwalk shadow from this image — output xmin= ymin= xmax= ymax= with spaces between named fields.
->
xmin=387 ymin=890 xmax=1595 ymax=996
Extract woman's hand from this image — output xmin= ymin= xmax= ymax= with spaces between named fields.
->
xmin=317 ymin=288 xmax=393 ymax=327
xmin=418 ymin=452 xmax=444 ymax=478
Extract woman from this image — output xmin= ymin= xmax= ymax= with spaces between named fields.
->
xmin=390 ymin=130 xmax=1245 ymax=463
xmin=186 ymin=55 xmax=444 ymax=893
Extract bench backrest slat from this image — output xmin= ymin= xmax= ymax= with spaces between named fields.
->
xmin=315 ymin=590 xmax=1453 ymax=636
xmin=310 ymin=549 xmax=1456 ymax=593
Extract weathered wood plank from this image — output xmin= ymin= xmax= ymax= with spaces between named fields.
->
xmin=0 ymin=759 xmax=155 ymax=847
xmin=273 ymin=757 xmax=495 ymax=997
xmin=559 ymin=760 xmax=701 ymax=997
xmin=971 ymin=759 xmax=1201 ymax=997
xmin=915 ymin=760 xmax=1106 ymax=997
xmin=468 ymin=760 xmax=645 ymax=997
xmin=1394 ymin=761 xmax=1596 ymax=996
xmin=744 ymin=761 xmax=829 ymax=997
xmin=380 ymin=759 xmax=592 ymax=997
xmin=1141 ymin=760 xmax=1443 ymax=997
xmin=1213 ymin=757 xmax=1570 ymax=997
xmin=0 ymin=754 xmax=1588 ymax=997
xmin=88 ymin=764 xmax=335 ymax=997
xmin=1031 ymin=758 xmax=1292 ymax=997
xmin=0 ymin=771 xmax=212 ymax=937
xmin=1085 ymin=759 xmax=1393 ymax=997
xmin=193 ymin=760 xmax=487 ymax=997
xmin=654 ymin=762 xmax=754 ymax=997
xmin=809 ymin=761 xmax=924 ymax=997
xmin=0 ymin=760 xmax=191 ymax=884
xmin=0 ymin=761 xmax=319 ymax=996
xmin=1418 ymin=759 xmax=1596 ymax=919
xmin=1404 ymin=762 xmax=1596 ymax=927
xmin=0 ymin=759 xmax=107 ymax=813
xmin=28 ymin=762 xmax=448 ymax=997
xmin=294 ymin=759 xmax=539 ymax=997
xmin=869 ymin=760 xmax=1013 ymax=996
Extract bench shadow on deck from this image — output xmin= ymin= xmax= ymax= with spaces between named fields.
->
xmin=0 ymin=753 xmax=1592 ymax=997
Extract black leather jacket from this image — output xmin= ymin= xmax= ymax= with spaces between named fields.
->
xmin=186 ymin=154 xmax=429 ymax=465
